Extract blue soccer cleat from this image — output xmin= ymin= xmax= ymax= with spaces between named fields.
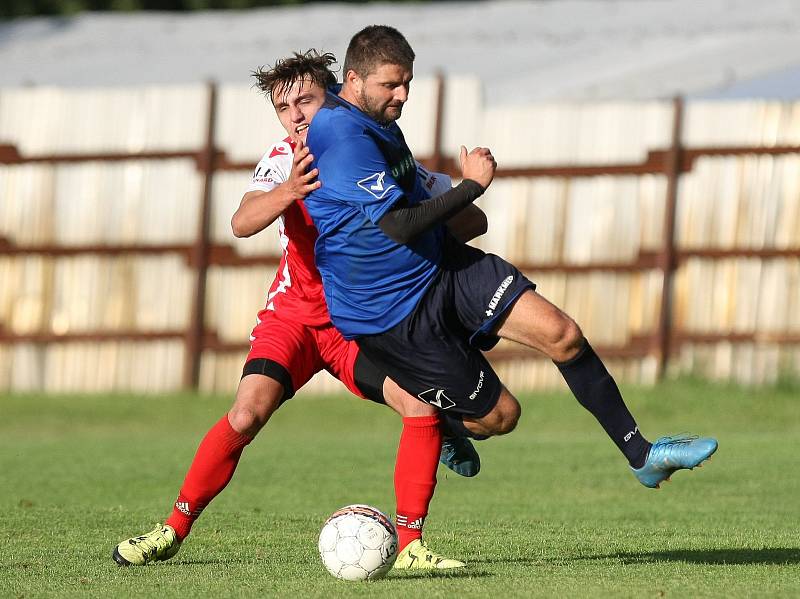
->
xmin=632 ymin=434 xmax=718 ymax=488
xmin=440 ymin=437 xmax=480 ymax=477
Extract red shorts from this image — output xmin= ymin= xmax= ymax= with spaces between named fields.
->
xmin=245 ymin=308 xmax=364 ymax=399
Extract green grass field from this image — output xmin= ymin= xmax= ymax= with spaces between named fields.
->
xmin=1 ymin=379 xmax=799 ymax=598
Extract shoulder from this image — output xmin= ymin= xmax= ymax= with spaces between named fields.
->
xmin=309 ymin=115 xmax=382 ymax=167
xmin=309 ymin=106 xmax=363 ymax=145
xmin=250 ymin=137 xmax=294 ymax=188
xmin=254 ymin=137 xmax=293 ymax=167
xmin=259 ymin=136 xmax=293 ymax=165
xmin=260 ymin=137 xmax=294 ymax=165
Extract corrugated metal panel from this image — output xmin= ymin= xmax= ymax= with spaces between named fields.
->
xmin=215 ymin=84 xmax=287 ymax=163
xmin=2 ymin=85 xmax=799 ymax=392
xmin=0 ymin=85 xmax=207 ymax=154
xmin=209 ymin=171 xmax=282 ymax=256
xmin=683 ymin=101 xmax=800 ymax=147
xmin=474 ymin=101 xmax=672 ymax=166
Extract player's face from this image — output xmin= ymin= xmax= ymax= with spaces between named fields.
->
xmin=356 ymin=63 xmax=412 ymax=125
xmin=272 ymin=78 xmax=326 ymax=143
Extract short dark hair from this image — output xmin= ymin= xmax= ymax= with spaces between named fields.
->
xmin=252 ymin=49 xmax=337 ymax=103
xmin=343 ymin=25 xmax=415 ymax=79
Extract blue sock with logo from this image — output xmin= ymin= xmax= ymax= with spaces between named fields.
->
xmin=555 ymin=339 xmax=651 ymax=469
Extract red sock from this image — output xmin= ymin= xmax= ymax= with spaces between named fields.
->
xmin=394 ymin=415 xmax=441 ymax=551
xmin=165 ymin=414 xmax=252 ymax=540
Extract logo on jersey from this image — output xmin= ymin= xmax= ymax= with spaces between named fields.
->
xmin=252 ymin=166 xmax=276 ymax=185
xmin=269 ymin=144 xmax=289 ymax=158
xmin=357 ymin=171 xmax=397 ymax=200
xmin=390 ymin=153 xmax=415 ymax=181
xmin=418 ymin=388 xmax=456 ymax=409
xmin=485 ymin=276 xmax=514 ymax=317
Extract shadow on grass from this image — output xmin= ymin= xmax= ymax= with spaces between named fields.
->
xmin=580 ymin=548 xmax=800 ymax=565
xmin=389 ymin=569 xmax=493 ymax=580
xmin=168 ymin=560 xmax=494 ymax=579
xmin=469 ymin=557 xmax=540 ymax=565
xmin=164 ymin=559 xmax=253 ymax=566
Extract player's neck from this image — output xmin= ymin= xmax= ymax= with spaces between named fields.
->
xmin=338 ymin=85 xmax=365 ymax=113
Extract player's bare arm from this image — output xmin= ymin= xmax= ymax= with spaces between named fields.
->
xmin=231 ymin=140 xmax=321 ymax=238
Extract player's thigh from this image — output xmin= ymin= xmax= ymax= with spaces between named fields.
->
xmin=382 ymin=377 xmax=437 ymax=417
xmin=246 ymin=310 xmax=323 ymax=401
xmin=493 ymin=289 xmax=583 ymax=361
xmin=332 ymin=337 xmax=437 ymax=416
xmin=443 ymin=237 xmax=536 ymax=352
xmin=315 ymin=324 xmax=386 ymax=403
xmin=356 ymin=318 xmax=502 ymax=419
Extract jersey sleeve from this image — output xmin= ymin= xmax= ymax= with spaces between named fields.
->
xmin=317 ymin=133 xmax=406 ymax=224
xmin=245 ymin=144 xmax=291 ymax=193
xmin=415 ymin=161 xmax=453 ymax=198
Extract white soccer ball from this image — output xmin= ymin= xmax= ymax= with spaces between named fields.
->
xmin=318 ymin=504 xmax=398 ymax=581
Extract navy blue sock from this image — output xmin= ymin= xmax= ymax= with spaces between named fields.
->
xmin=555 ymin=340 xmax=651 ymax=468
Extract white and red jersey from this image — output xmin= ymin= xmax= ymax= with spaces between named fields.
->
xmin=246 ymin=136 xmax=329 ymax=326
xmin=245 ymin=136 xmax=453 ymax=327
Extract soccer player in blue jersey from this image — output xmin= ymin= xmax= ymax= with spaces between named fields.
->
xmin=304 ymin=25 xmax=719 ymax=567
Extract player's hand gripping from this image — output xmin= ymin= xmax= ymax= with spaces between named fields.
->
xmin=459 ymin=145 xmax=497 ymax=190
xmin=285 ymin=138 xmax=321 ymax=201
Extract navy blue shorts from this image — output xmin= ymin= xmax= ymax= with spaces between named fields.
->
xmin=356 ymin=237 xmax=535 ymax=417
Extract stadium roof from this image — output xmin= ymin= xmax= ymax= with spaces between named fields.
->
xmin=1 ymin=0 xmax=799 ymax=103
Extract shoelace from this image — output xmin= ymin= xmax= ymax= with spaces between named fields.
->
xmin=656 ymin=433 xmax=697 ymax=446
xmin=411 ymin=542 xmax=447 ymax=563
xmin=649 ymin=434 xmax=701 ymax=464
xmin=131 ymin=527 xmax=171 ymax=559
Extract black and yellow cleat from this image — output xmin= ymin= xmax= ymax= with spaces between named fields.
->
xmin=113 ymin=524 xmax=181 ymax=566
xmin=393 ymin=539 xmax=466 ymax=570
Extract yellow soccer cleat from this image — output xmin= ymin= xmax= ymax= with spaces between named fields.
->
xmin=112 ymin=524 xmax=181 ymax=566
xmin=393 ymin=539 xmax=466 ymax=570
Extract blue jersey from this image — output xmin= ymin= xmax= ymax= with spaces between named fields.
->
xmin=304 ymin=89 xmax=443 ymax=338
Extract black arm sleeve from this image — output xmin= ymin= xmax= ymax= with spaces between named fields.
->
xmin=377 ymin=179 xmax=485 ymax=244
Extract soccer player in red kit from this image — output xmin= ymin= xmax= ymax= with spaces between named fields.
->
xmin=112 ymin=50 xmax=485 ymax=570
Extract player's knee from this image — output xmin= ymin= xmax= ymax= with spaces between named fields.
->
xmin=547 ymin=314 xmax=584 ymax=362
xmin=228 ymin=391 xmax=281 ymax=436
xmin=497 ymin=401 xmax=521 ymax=434
xmin=483 ymin=397 xmax=521 ymax=436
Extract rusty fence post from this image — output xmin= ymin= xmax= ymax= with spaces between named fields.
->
xmin=655 ymin=96 xmax=685 ymax=380
xmin=184 ymin=81 xmax=218 ymax=389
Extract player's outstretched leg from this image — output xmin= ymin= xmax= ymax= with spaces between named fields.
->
xmin=113 ymin=524 xmax=180 ymax=566
xmin=631 ymin=434 xmax=718 ymax=488
xmin=394 ymin=539 xmax=467 ymax=570
xmin=439 ymin=437 xmax=481 ymax=477
xmin=112 ymin=375 xmax=277 ymax=566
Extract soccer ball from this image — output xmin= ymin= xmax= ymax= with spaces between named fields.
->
xmin=318 ymin=504 xmax=398 ymax=581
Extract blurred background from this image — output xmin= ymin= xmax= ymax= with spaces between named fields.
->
xmin=1 ymin=0 xmax=799 ymax=394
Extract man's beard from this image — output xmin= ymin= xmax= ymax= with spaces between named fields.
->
xmin=358 ymin=89 xmax=402 ymax=125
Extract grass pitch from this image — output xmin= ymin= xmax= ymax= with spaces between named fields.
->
xmin=1 ymin=379 xmax=799 ymax=598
